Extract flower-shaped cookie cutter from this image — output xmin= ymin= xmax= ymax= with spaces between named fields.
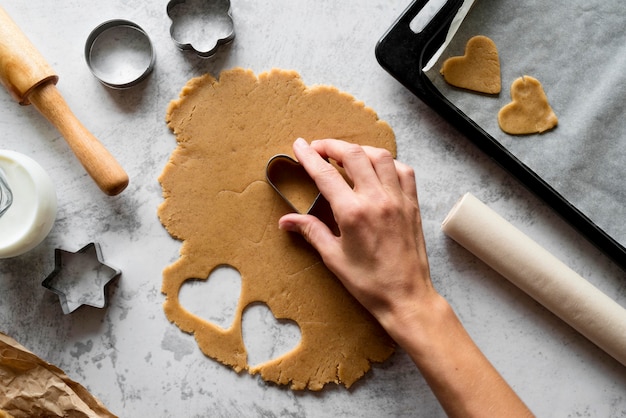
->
xmin=167 ymin=0 xmax=235 ymax=58
xmin=42 ymin=243 xmax=121 ymax=314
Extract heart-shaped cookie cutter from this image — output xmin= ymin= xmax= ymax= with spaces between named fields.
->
xmin=266 ymin=155 xmax=322 ymax=215
xmin=166 ymin=0 xmax=235 ymax=58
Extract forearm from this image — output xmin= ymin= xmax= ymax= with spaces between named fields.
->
xmin=385 ymin=293 xmax=534 ymax=418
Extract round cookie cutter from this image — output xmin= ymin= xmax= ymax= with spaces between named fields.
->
xmin=84 ymin=19 xmax=155 ymax=89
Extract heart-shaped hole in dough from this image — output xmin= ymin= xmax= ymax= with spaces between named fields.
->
xmin=266 ymin=154 xmax=321 ymax=214
xmin=498 ymin=75 xmax=558 ymax=135
xmin=242 ymin=302 xmax=302 ymax=367
xmin=440 ymin=35 xmax=501 ymax=94
xmin=178 ymin=265 xmax=242 ymax=329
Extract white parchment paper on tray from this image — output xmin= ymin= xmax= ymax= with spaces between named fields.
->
xmin=425 ymin=0 xmax=626 ymax=250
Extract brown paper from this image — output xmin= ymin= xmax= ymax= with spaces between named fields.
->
xmin=0 ymin=332 xmax=116 ymax=418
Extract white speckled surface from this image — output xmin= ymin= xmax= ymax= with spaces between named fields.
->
xmin=0 ymin=1 xmax=625 ymax=417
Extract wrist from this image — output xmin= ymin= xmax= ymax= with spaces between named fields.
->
xmin=378 ymin=290 xmax=456 ymax=358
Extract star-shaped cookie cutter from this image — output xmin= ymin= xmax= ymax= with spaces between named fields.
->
xmin=42 ymin=243 xmax=121 ymax=314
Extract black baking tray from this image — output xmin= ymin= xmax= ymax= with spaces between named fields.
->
xmin=375 ymin=0 xmax=626 ymax=271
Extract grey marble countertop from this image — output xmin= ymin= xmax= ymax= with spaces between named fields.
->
xmin=1 ymin=1 xmax=625 ymax=417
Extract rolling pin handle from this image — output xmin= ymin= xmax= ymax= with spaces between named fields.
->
xmin=28 ymin=82 xmax=129 ymax=196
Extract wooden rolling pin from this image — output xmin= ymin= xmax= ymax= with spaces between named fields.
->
xmin=0 ymin=6 xmax=129 ymax=196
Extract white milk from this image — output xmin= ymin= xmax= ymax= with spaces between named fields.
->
xmin=0 ymin=150 xmax=57 ymax=258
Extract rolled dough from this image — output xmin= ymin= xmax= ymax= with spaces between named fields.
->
xmin=158 ymin=68 xmax=396 ymax=390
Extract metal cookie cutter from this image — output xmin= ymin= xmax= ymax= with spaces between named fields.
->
xmin=42 ymin=243 xmax=121 ymax=314
xmin=85 ymin=19 xmax=155 ymax=88
xmin=167 ymin=0 xmax=235 ymax=58
xmin=266 ymin=155 xmax=322 ymax=215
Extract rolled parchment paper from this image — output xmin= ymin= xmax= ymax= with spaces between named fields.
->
xmin=441 ymin=193 xmax=626 ymax=366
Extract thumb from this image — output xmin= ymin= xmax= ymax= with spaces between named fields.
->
xmin=279 ymin=213 xmax=338 ymax=256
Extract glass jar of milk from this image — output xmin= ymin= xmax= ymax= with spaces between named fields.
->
xmin=0 ymin=150 xmax=57 ymax=258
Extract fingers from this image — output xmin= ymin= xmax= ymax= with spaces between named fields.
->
xmin=394 ymin=160 xmax=419 ymax=205
xmin=361 ymin=145 xmax=401 ymax=191
xmin=292 ymin=138 xmax=353 ymax=204
xmin=311 ymin=139 xmax=408 ymax=194
xmin=308 ymin=139 xmax=380 ymax=192
xmin=294 ymin=137 xmax=419 ymax=206
xmin=278 ymin=212 xmax=339 ymax=257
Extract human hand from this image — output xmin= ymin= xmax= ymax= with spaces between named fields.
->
xmin=278 ymin=138 xmax=436 ymax=335
xmin=279 ymin=139 xmax=534 ymax=417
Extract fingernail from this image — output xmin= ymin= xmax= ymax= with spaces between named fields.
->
xmin=294 ymin=137 xmax=308 ymax=148
xmin=278 ymin=219 xmax=295 ymax=231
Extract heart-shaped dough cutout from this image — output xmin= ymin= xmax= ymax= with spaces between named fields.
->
xmin=498 ymin=75 xmax=558 ymax=135
xmin=440 ymin=35 xmax=501 ymax=94
xmin=242 ymin=302 xmax=302 ymax=367
xmin=266 ymin=154 xmax=321 ymax=214
xmin=178 ymin=265 xmax=242 ymax=329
